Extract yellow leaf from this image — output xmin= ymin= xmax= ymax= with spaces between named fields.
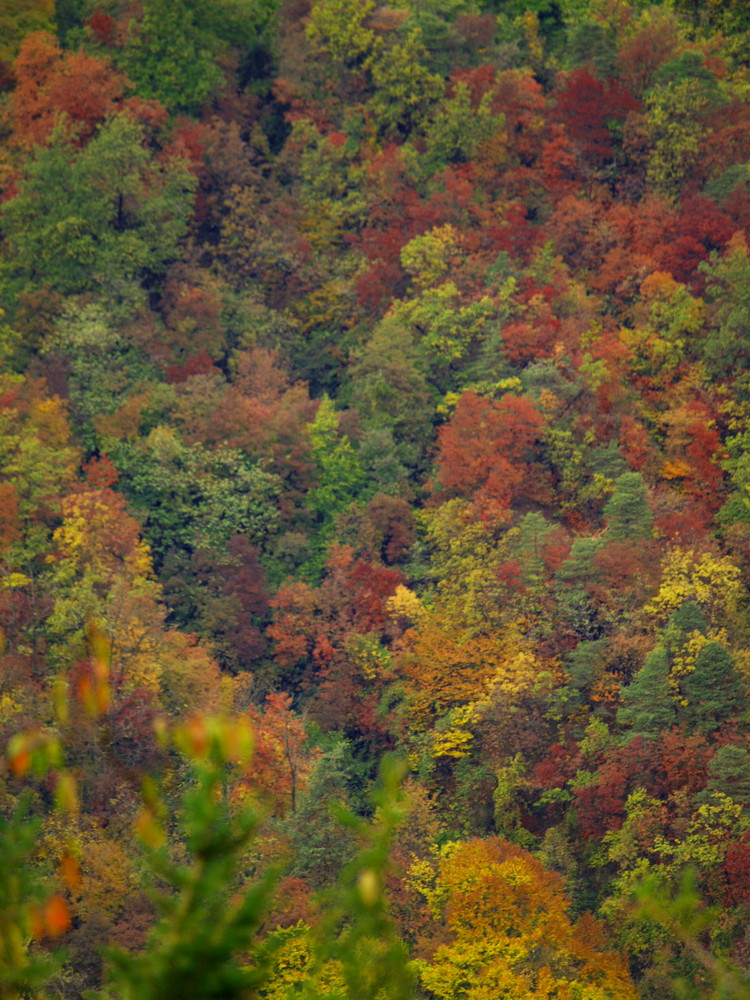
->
xmin=55 ymin=772 xmax=79 ymax=815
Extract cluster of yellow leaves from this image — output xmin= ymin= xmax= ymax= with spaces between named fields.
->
xmin=305 ymin=0 xmax=375 ymax=67
xmin=733 ymin=648 xmax=750 ymax=685
xmin=39 ymin=812 xmax=137 ymax=923
xmin=386 ymin=584 xmax=427 ymax=625
xmin=46 ymin=492 xmax=160 ymax=675
xmin=0 ymin=383 xmax=80 ymax=562
xmin=669 ymin=628 xmax=728 ymax=679
xmin=345 ymin=632 xmax=393 ymax=681
xmin=431 ymin=706 xmax=477 ymax=761
xmin=259 ymin=922 xmax=345 ymax=1000
xmin=406 ymin=844 xmax=453 ymax=920
xmin=654 ymin=793 xmax=749 ymax=875
xmin=482 ymin=641 xmax=559 ymax=704
xmin=522 ymin=10 xmax=544 ymax=64
xmin=394 ymin=613 xmax=513 ymax=727
xmin=412 ymin=838 xmax=637 ymax=1000
xmin=392 ymin=282 xmax=495 ymax=363
xmin=44 ymin=491 xmax=222 ymax=711
xmin=0 ymin=691 xmax=23 ymax=724
xmin=392 ymin=504 xmax=561 ymax=740
xmin=365 ymin=30 xmax=445 ymax=133
xmin=621 ymin=273 xmax=704 ymax=384
xmin=646 ymin=548 xmax=743 ymax=626
xmin=492 ymin=754 xmax=528 ymax=838
xmin=401 ymin=225 xmax=463 ymax=290
xmin=661 ymin=459 xmax=693 ymax=480
xmin=421 ymin=499 xmax=510 ymax=631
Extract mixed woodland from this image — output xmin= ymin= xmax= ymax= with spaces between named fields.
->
xmin=4 ymin=0 xmax=750 ymax=996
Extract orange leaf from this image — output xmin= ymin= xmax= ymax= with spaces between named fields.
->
xmin=43 ymin=895 xmax=71 ymax=938
xmin=76 ymin=674 xmax=94 ymax=713
xmin=661 ymin=459 xmax=692 ymax=480
xmin=185 ymin=717 xmax=208 ymax=758
xmin=9 ymin=748 xmax=31 ymax=778
xmin=93 ymin=677 xmax=111 ymax=716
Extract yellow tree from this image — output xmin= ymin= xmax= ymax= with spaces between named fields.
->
xmin=44 ymin=485 xmax=221 ymax=713
xmin=412 ymin=837 xmax=638 ymax=1000
xmin=645 ymin=548 xmax=744 ymax=632
xmin=394 ymin=610 xmax=510 ymax=729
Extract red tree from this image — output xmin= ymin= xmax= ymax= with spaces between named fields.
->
xmin=435 ymin=391 xmax=545 ymax=521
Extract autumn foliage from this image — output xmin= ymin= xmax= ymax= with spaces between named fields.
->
xmin=4 ymin=1 xmax=750 ymax=998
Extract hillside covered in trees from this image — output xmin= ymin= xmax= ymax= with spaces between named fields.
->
xmin=3 ymin=0 xmax=750 ymax=997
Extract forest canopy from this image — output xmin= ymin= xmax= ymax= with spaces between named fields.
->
xmin=3 ymin=0 xmax=750 ymax=998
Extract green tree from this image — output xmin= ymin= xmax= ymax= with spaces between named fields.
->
xmin=391 ymin=281 xmax=496 ymax=389
xmin=306 ymin=397 xmax=365 ymax=532
xmin=564 ymin=638 xmax=608 ymax=707
xmin=0 ymin=0 xmax=54 ymax=61
xmin=682 ymin=642 xmax=747 ymax=734
xmin=700 ymin=235 xmax=750 ymax=379
xmin=107 ymin=428 xmax=282 ymax=568
xmin=118 ymin=0 xmax=278 ymax=114
xmin=287 ymin=743 xmax=358 ymax=889
xmin=644 ymin=64 xmax=719 ymax=199
xmin=718 ymin=424 xmax=750 ymax=528
xmin=421 ymin=83 xmax=505 ymax=175
xmin=345 ymin=314 xmax=436 ymax=473
xmin=292 ymin=119 xmax=369 ymax=250
xmin=617 ymin=647 xmax=676 ymax=737
xmin=306 ymin=0 xmax=377 ymax=70
xmin=0 ymin=797 xmax=64 ymax=1000
xmin=41 ymin=302 xmax=157 ymax=449
xmin=120 ymin=0 xmax=221 ymax=113
xmin=556 ymin=537 xmax=604 ymax=639
xmin=365 ymin=30 xmax=444 ymax=137
xmin=0 ymin=115 xmax=196 ymax=318
xmin=604 ymin=472 xmax=653 ymax=542
xmin=706 ymin=746 xmax=750 ymax=808
xmin=0 ymin=375 xmax=80 ymax=572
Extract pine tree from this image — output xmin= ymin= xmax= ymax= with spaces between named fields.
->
xmin=683 ymin=642 xmax=747 ymax=734
xmin=604 ymin=472 xmax=653 ymax=542
xmin=617 ymin=647 xmax=676 ymax=736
